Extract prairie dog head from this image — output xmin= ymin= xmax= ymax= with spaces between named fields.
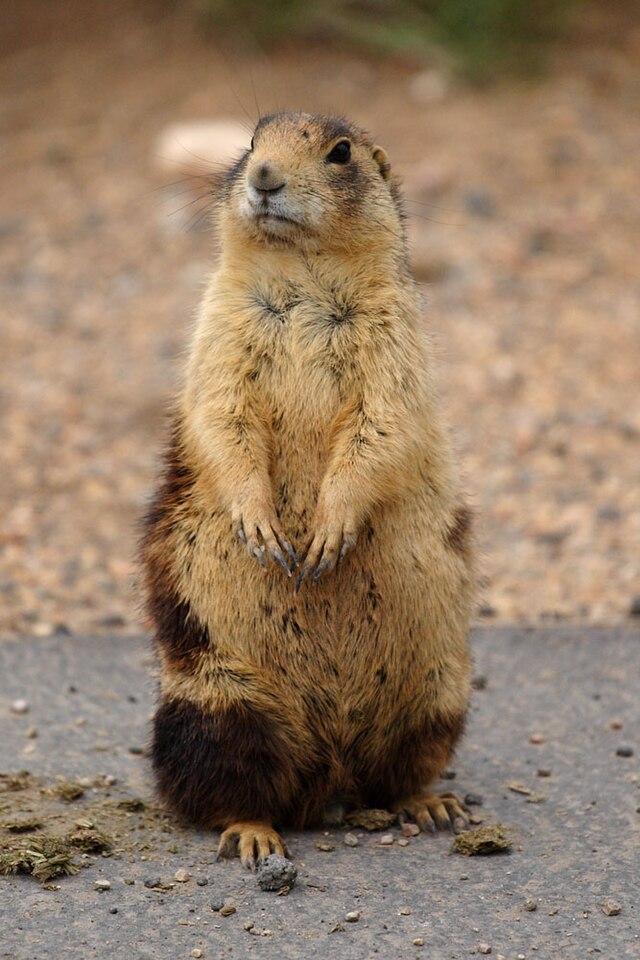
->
xmin=220 ymin=112 xmax=404 ymax=255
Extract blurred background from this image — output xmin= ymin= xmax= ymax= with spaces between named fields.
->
xmin=1 ymin=0 xmax=639 ymax=640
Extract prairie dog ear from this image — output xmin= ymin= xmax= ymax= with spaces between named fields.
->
xmin=372 ymin=145 xmax=391 ymax=181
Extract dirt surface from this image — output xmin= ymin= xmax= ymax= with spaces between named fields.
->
xmin=1 ymin=1 xmax=639 ymax=639
xmin=1 ymin=626 xmax=639 ymax=958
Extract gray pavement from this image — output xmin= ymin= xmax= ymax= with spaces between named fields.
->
xmin=1 ymin=626 xmax=638 ymax=960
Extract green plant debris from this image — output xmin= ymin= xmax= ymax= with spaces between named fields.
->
xmin=55 ymin=782 xmax=85 ymax=802
xmin=0 ymin=825 xmax=114 ymax=883
xmin=451 ymin=824 xmax=513 ymax=856
xmin=508 ymin=781 xmax=547 ymax=803
xmin=0 ymin=771 xmax=33 ymax=793
xmin=116 ymin=797 xmax=146 ymax=812
xmin=0 ymin=836 xmax=80 ymax=883
xmin=345 ymin=808 xmax=398 ymax=831
xmin=2 ymin=818 xmax=43 ymax=833
xmin=68 ymin=827 xmax=113 ymax=854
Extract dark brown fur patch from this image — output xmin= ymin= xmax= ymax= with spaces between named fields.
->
xmin=141 ymin=422 xmax=209 ymax=667
xmin=147 ymin=583 xmax=210 ymax=668
xmin=152 ymin=698 xmax=304 ymax=826
xmin=445 ymin=505 xmax=473 ymax=555
xmin=355 ymin=709 xmax=466 ymax=808
xmin=141 ymin=421 xmax=195 ymax=532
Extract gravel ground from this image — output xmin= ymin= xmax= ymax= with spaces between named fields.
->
xmin=1 ymin=1 xmax=639 ymax=638
xmin=1 ymin=626 xmax=639 ymax=959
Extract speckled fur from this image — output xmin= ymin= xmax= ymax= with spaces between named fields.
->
xmin=141 ymin=113 xmax=474 ymax=841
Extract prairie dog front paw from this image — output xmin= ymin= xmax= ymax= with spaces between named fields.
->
xmin=295 ymin=501 xmax=358 ymax=591
xmin=231 ymin=496 xmax=296 ymax=575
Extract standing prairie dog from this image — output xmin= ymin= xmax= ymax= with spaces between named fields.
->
xmin=141 ymin=112 xmax=474 ymax=868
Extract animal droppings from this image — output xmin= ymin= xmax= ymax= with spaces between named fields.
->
xmin=345 ymin=808 xmax=397 ymax=831
xmin=451 ymin=824 xmax=512 ymax=856
xmin=256 ymin=854 xmax=297 ymax=892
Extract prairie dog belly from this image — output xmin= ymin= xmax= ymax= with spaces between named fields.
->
xmin=167 ymin=467 xmax=470 ymax=738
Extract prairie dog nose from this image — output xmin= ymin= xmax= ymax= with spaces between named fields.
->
xmin=249 ymin=161 xmax=286 ymax=193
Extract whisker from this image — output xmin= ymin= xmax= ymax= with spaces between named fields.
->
xmin=167 ymin=191 xmax=215 ymax=219
xmin=404 ymin=196 xmax=462 ymax=214
xmin=404 ymin=209 xmax=461 ymax=227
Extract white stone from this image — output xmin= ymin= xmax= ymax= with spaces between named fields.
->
xmin=154 ymin=120 xmax=250 ymax=175
xmin=409 ymin=70 xmax=449 ymax=104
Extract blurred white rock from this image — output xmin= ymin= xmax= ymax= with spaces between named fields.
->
xmin=408 ymin=69 xmax=449 ymax=105
xmin=154 ymin=120 xmax=250 ymax=175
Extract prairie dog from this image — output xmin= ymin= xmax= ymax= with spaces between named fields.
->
xmin=141 ymin=112 xmax=474 ymax=868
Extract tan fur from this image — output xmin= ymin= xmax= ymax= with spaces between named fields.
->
xmin=141 ymin=113 xmax=475 ymax=864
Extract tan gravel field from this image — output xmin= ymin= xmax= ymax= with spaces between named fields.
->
xmin=1 ymin=1 xmax=639 ymax=638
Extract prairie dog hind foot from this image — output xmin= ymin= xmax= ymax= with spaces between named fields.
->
xmin=217 ymin=821 xmax=288 ymax=870
xmin=395 ymin=792 xmax=469 ymax=834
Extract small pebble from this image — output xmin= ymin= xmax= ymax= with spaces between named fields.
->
xmin=464 ymin=792 xmax=484 ymax=806
xmin=103 ymin=774 xmax=118 ymax=786
xmin=477 ymin=943 xmax=492 ymax=955
xmin=174 ymin=869 xmax=191 ymax=882
xmin=256 ymin=854 xmax=297 ymax=892
xmin=413 ymin=938 xmax=425 ymax=946
xmin=601 ymin=898 xmax=621 ymax=916
xmin=471 ymin=674 xmax=487 ymax=690
xmin=477 ymin=605 xmax=496 ymax=618
xmin=397 ymin=838 xmax=410 ymax=847
xmin=144 ymin=878 xmax=162 ymax=889
xmin=609 ymin=719 xmax=623 ymax=730
xmin=528 ymin=733 xmax=546 ymax=744
xmin=379 ymin=833 xmax=394 ymax=846
xmin=442 ymin=769 xmax=456 ymax=780
xmin=343 ymin=832 xmax=359 ymax=847
xmin=399 ymin=907 xmax=411 ymax=916
xmin=191 ymin=951 xmax=203 ymax=959
xmin=219 ymin=902 xmax=236 ymax=917
xmin=401 ymin=822 xmax=420 ymax=837
xmin=345 ymin=911 xmax=360 ymax=922
xmin=123 ymin=879 xmax=135 ymax=886
xmin=10 ymin=699 xmax=29 ymax=715
xmin=109 ymin=907 xmax=118 ymax=914
xmin=94 ymin=880 xmax=111 ymax=892
xmin=537 ymin=769 xmax=551 ymax=778
xmin=210 ymin=900 xmax=224 ymax=912
xmin=25 ymin=726 xmax=38 ymax=738
xmin=616 ymin=745 xmax=634 ymax=757
xmin=464 ymin=188 xmax=496 ymax=219
xmin=524 ymin=898 xmax=537 ymax=911
xmin=243 ymin=921 xmax=254 ymax=931
xmin=196 ymin=877 xmax=209 ymax=886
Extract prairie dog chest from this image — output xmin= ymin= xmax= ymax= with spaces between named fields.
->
xmin=240 ymin=271 xmax=362 ymax=421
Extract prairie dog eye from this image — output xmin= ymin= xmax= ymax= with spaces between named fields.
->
xmin=250 ymin=137 xmax=255 ymax=150
xmin=326 ymin=140 xmax=351 ymax=164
